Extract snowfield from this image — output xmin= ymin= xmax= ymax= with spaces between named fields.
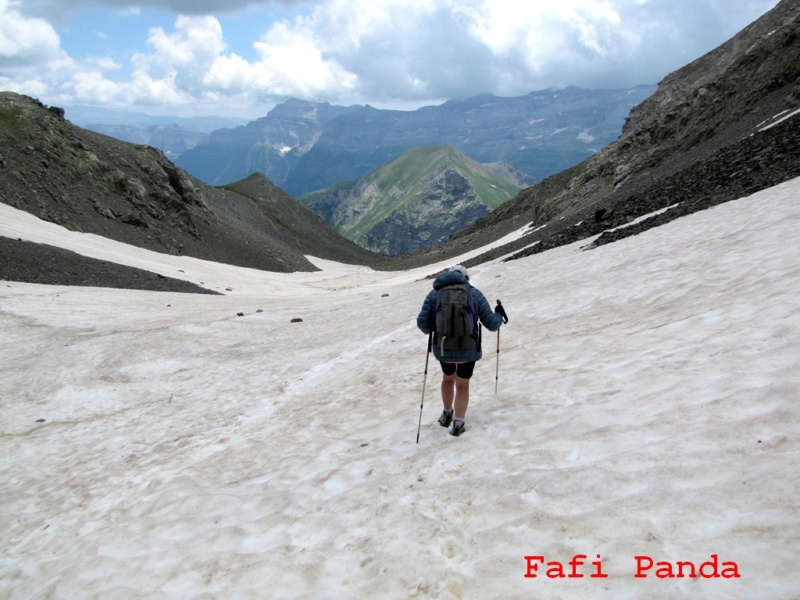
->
xmin=1 ymin=178 xmax=799 ymax=599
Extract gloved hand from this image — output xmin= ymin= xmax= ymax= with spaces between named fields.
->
xmin=495 ymin=299 xmax=509 ymax=323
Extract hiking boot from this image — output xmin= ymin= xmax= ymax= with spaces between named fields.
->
xmin=450 ymin=420 xmax=466 ymax=437
xmin=438 ymin=409 xmax=453 ymax=427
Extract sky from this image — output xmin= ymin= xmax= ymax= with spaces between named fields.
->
xmin=1 ymin=173 xmax=799 ymax=597
xmin=0 ymin=0 xmax=781 ymax=118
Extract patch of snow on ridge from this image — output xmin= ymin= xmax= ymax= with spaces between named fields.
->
xmin=756 ymin=107 xmax=800 ymax=132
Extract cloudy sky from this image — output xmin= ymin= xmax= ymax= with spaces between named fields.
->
xmin=0 ymin=0 xmax=781 ymax=118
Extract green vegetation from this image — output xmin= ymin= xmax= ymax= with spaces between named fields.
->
xmin=298 ymin=145 xmax=524 ymax=252
xmin=0 ymin=106 xmax=24 ymax=139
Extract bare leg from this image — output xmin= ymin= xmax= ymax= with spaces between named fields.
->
xmin=441 ymin=373 xmax=456 ymax=411
xmin=453 ymin=376 xmax=470 ymax=420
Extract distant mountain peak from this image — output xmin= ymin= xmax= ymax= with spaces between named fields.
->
xmin=298 ymin=145 xmax=523 ymax=254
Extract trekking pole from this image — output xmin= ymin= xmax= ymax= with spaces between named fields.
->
xmin=495 ymin=329 xmax=500 ymax=394
xmin=494 ymin=299 xmax=508 ymax=394
xmin=416 ymin=332 xmax=433 ymax=444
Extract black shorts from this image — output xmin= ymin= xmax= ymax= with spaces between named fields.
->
xmin=440 ymin=361 xmax=476 ymax=379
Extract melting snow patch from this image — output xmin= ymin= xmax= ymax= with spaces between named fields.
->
xmin=756 ymin=107 xmax=800 ymax=132
xmin=607 ymin=203 xmax=681 ymax=233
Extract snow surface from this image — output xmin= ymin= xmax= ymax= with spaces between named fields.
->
xmin=2 ymin=178 xmax=799 ymax=599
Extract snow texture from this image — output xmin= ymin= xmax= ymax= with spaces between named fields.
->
xmin=1 ymin=178 xmax=799 ymax=599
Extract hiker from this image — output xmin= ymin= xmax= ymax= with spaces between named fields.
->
xmin=416 ymin=265 xmax=508 ymax=436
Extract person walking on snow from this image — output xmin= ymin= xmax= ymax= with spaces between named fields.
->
xmin=417 ymin=265 xmax=508 ymax=436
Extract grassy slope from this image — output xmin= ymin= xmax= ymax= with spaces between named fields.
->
xmin=299 ymin=146 xmax=521 ymax=242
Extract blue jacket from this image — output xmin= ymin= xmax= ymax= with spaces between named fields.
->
xmin=416 ymin=270 xmax=503 ymax=363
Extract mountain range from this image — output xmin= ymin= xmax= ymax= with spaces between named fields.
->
xmin=174 ymin=86 xmax=656 ymax=196
xmin=63 ymin=106 xmax=251 ymax=160
xmin=1 ymin=0 xmax=799 ymax=291
xmin=64 ymin=105 xmax=250 ymax=133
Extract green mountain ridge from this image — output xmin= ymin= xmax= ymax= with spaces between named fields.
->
xmin=299 ymin=146 xmax=522 ymax=254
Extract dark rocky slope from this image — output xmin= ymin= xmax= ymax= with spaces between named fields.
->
xmin=0 ymin=237 xmax=218 ymax=294
xmin=0 ymin=93 xmax=384 ymax=290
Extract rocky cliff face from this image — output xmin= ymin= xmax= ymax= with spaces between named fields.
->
xmin=176 ymin=86 xmax=655 ymax=195
xmin=361 ymin=167 xmax=492 ymax=255
xmin=174 ymin=99 xmax=363 ymax=189
xmin=363 ymin=176 xmax=491 ymax=254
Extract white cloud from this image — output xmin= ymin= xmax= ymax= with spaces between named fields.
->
xmin=0 ymin=0 xmax=65 ymax=68
xmin=120 ymin=13 xmax=359 ymax=108
xmin=250 ymin=14 xmax=358 ymax=98
xmin=90 ymin=56 xmax=120 ymax=70
xmin=116 ymin=7 xmax=141 ymax=17
xmin=138 ymin=16 xmax=228 ymax=89
xmin=457 ymin=1 xmax=640 ymax=87
xmin=0 ymin=0 xmax=783 ymax=116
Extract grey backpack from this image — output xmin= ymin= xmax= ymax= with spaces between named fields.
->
xmin=434 ymin=283 xmax=477 ymax=352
